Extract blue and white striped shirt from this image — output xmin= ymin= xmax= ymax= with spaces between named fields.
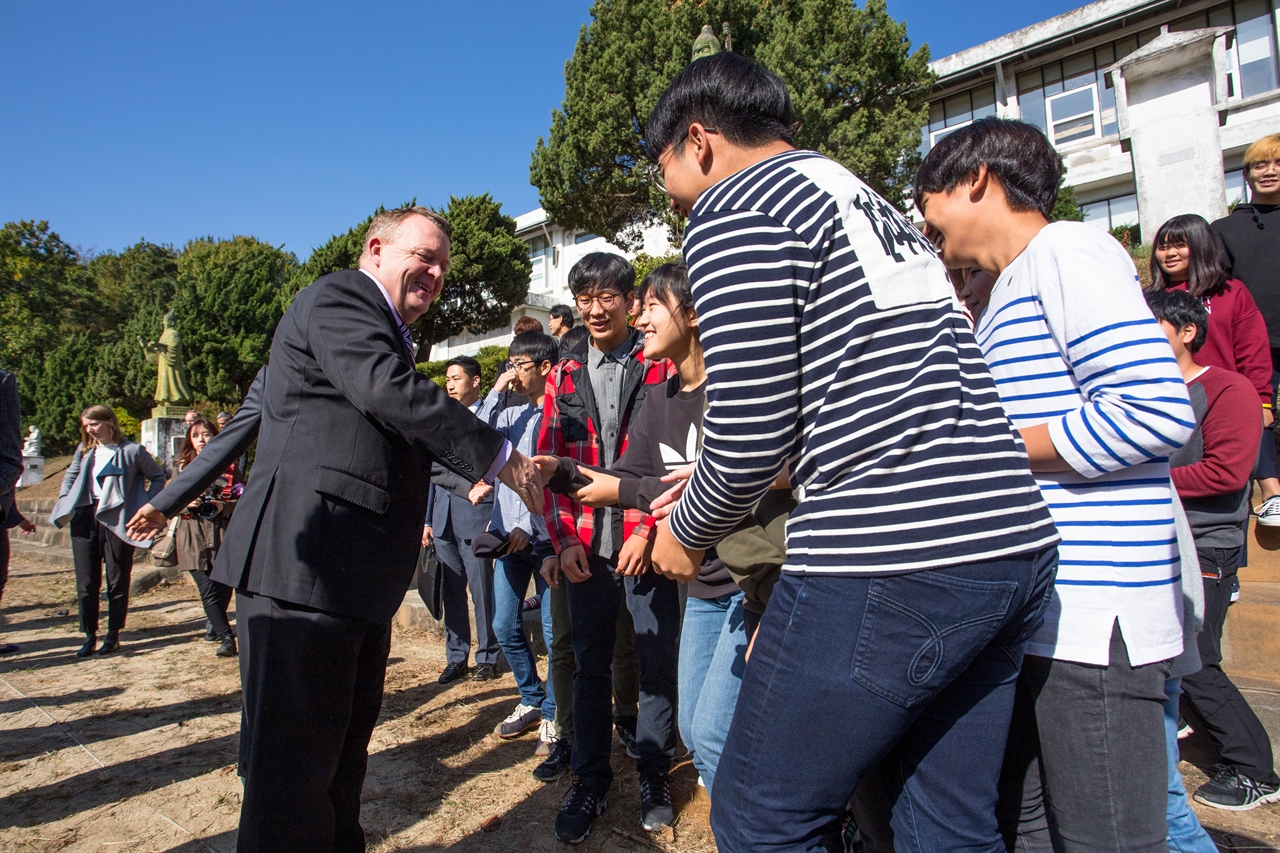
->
xmin=667 ymin=150 xmax=1059 ymax=575
xmin=975 ymin=222 xmax=1192 ymax=665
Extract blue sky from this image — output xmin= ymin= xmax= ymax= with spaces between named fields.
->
xmin=0 ymin=0 xmax=1084 ymax=261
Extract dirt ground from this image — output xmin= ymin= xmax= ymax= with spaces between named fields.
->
xmin=0 ymin=553 xmax=1276 ymax=852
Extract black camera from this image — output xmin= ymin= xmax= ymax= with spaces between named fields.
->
xmin=194 ymin=487 xmax=222 ymax=521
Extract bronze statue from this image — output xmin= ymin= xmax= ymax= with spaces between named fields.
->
xmin=692 ymin=24 xmax=721 ymax=60
xmin=141 ymin=310 xmax=194 ymax=407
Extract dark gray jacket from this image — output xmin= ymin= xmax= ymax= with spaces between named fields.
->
xmin=148 ymin=269 xmax=505 ymax=623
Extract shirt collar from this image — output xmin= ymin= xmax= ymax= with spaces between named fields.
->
xmin=587 ymin=337 xmax=631 ymax=369
xmin=360 ymin=268 xmax=406 ymax=328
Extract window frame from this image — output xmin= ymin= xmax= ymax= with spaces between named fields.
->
xmin=1045 ymin=82 xmax=1103 ymax=148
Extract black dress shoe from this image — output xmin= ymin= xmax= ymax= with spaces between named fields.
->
xmin=76 ymin=636 xmax=97 ymax=658
xmin=98 ymin=633 xmax=120 ymax=655
xmin=215 ymin=635 xmax=238 ymax=657
xmin=472 ymin=663 xmax=498 ymax=681
xmin=438 ymin=661 xmax=470 ymax=684
xmin=203 ymin=621 xmax=219 ymax=642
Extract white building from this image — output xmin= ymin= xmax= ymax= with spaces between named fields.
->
xmin=426 ymin=209 xmax=677 ymax=361
xmin=924 ymin=0 xmax=1280 ymax=241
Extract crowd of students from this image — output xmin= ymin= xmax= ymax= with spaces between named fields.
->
xmin=421 ymin=54 xmax=1279 ymax=852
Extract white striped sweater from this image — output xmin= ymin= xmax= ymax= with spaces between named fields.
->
xmin=668 ymin=150 xmax=1059 ymax=575
xmin=974 ymin=221 xmax=1192 ymax=665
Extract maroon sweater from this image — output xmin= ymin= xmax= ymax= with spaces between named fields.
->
xmin=1166 ymin=279 xmax=1272 ymax=406
xmin=1171 ymin=366 xmax=1263 ymax=548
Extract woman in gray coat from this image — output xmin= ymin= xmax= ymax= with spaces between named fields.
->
xmin=50 ymin=405 xmax=166 ymax=656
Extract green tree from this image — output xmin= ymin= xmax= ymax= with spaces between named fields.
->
xmin=290 ymin=196 xmax=531 ymax=359
xmin=1050 ymin=180 xmax=1084 ymax=223
xmin=0 ymin=221 xmax=96 ymax=373
xmin=529 ymin=0 xmax=933 ymax=248
xmin=174 ymin=236 xmax=301 ymax=403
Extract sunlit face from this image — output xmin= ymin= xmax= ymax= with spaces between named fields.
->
xmin=919 ymin=186 xmax=980 ymax=270
xmin=958 ymin=266 xmax=996 ymax=320
xmin=189 ymin=425 xmax=214 ymax=455
xmin=548 ymin=315 xmax=568 ymax=337
xmin=368 ymin=215 xmax=451 ymax=324
xmin=1157 ymin=318 xmax=1196 ymax=357
xmin=184 ymin=411 xmax=199 ymax=426
xmin=574 ymin=284 xmax=631 ymax=350
xmin=1156 ymin=240 xmax=1191 ymax=281
xmin=1247 ymin=157 xmax=1280 ymax=199
xmin=444 ymin=365 xmax=481 ymax=406
xmin=637 ymin=292 xmax=693 ymax=363
xmin=82 ymin=418 xmax=113 ymax=444
xmin=508 ymin=356 xmax=551 ymax=397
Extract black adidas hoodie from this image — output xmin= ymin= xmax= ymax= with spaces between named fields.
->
xmin=1213 ymin=204 xmax=1280 ymax=346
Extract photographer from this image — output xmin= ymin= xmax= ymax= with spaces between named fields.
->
xmin=174 ymin=416 xmax=241 ymax=657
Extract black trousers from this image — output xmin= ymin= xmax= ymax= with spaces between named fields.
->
xmin=176 ymin=517 xmax=233 ymax=639
xmin=235 ymin=589 xmax=392 ymax=853
xmin=1181 ymin=547 xmax=1280 ymax=787
xmin=70 ymin=508 xmax=134 ymax=635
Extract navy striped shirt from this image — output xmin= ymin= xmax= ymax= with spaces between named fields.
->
xmin=668 ymin=150 xmax=1059 ymax=574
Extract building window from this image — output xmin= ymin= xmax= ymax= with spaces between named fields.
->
xmin=1172 ymin=0 xmax=1279 ymax=99
xmin=921 ymin=83 xmax=996 ymax=154
xmin=574 ymin=232 xmax=600 ymax=245
xmin=529 ymin=236 xmax=548 ymax=288
xmin=1015 ymin=39 xmax=1130 ymax=148
xmin=1082 ymin=193 xmax=1141 ymax=241
xmin=1226 ymin=168 xmax=1249 ymax=206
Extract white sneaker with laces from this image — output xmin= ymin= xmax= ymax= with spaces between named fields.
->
xmin=536 ymin=717 xmax=557 ymax=756
xmin=1255 ymin=496 xmax=1280 ymax=527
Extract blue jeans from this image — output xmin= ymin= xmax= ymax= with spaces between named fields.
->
xmin=710 ymin=546 xmax=1057 ymax=853
xmin=493 ymin=550 xmax=555 ymax=721
xmin=1165 ymin=677 xmax=1216 ymax=853
xmin=678 ymin=591 xmax=747 ymax=797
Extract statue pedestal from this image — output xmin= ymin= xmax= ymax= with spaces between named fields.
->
xmin=151 ymin=405 xmax=190 ymax=419
xmin=141 ymin=417 xmax=187 ymax=470
xmin=19 ymin=455 xmax=44 ymax=487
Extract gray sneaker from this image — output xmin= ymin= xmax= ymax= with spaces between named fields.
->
xmin=495 ymin=702 xmax=542 ymax=739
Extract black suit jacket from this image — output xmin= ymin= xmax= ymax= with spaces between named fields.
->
xmin=151 ymin=269 xmax=505 ymax=622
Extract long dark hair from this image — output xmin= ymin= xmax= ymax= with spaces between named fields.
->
xmin=1148 ymin=213 xmax=1230 ymax=298
xmin=175 ymin=416 xmax=219 ymax=470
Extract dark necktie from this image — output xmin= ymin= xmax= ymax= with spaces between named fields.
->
xmin=396 ymin=320 xmax=414 ymax=358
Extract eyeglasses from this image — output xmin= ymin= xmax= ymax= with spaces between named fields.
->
xmin=574 ymin=291 xmax=624 ymax=310
xmin=645 ymin=126 xmax=718 ymax=193
xmin=1248 ymin=159 xmax=1279 ymax=172
xmin=510 ymin=359 xmax=540 ymax=373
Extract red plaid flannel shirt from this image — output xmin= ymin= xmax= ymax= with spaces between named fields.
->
xmin=537 ymin=342 xmax=673 ymax=556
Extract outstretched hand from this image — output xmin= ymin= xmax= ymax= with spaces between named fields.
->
xmin=498 ymin=449 xmax=544 ymax=516
xmin=570 ymin=467 xmax=621 ymax=509
xmin=125 ymin=504 xmax=167 ymax=540
xmin=648 ymin=463 xmax=694 ymax=520
xmin=468 ymin=481 xmax=493 ymax=505
xmin=532 ymin=455 xmax=560 ymax=484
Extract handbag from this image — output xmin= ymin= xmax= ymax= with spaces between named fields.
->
xmin=151 ymin=516 xmax=179 ymax=568
xmin=417 ymin=542 xmax=444 ymax=621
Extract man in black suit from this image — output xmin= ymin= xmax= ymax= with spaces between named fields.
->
xmin=127 ymin=206 xmax=543 ymax=853
xmin=425 ymin=355 xmax=501 ymax=684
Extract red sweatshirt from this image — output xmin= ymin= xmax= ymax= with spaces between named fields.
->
xmin=1171 ymin=366 xmax=1262 ymax=549
xmin=1166 ymin=279 xmax=1272 ymax=406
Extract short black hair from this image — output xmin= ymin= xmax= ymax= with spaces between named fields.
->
xmin=639 ymin=263 xmax=693 ymax=315
xmin=558 ymin=324 xmax=590 ymax=359
xmin=1146 ymin=288 xmax=1208 ymax=354
xmin=644 ymin=52 xmax=793 ymax=160
xmin=914 ymin=117 xmax=1062 ymax=218
xmin=508 ymin=331 xmax=558 ymax=366
xmin=446 ymin=355 xmax=482 ymax=380
xmin=1148 ymin=214 xmax=1230 ymax=299
xmin=549 ymin=304 xmax=575 ymax=328
xmin=568 ymin=252 xmax=635 ymax=298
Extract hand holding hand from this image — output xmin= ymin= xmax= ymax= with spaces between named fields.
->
xmin=499 ymin=450 xmax=545 ymax=516
xmin=650 ymin=520 xmax=703 ymax=583
xmin=125 ymin=504 xmax=167 ymax=540
xmin=468 ymin=481 xmax=493 ymax=505
xmin=615 ymin=531 xmax=654 ymax=576
xmin=571 ymin=467 xmax=621 ymax=509
xmin=533 ymin=455 xmax=560 ymax=484
xmin=558 ymin=543 xmax=592 ymax=584
xmin=649 ymin=463 xmax=694 ymax=520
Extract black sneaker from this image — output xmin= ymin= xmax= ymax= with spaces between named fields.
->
xmin=615 ymin=719 xmax=640 ymax=760
xmin=203 ymin=620 xmax=218 ymax=642
xmin=1193 ymin=764 xmax=1280 ymax=811
xmin=639 ymin=773 xmax=673 ymax=831
xmin=555 ymin=781 xmax=607 ymax=843
xmin=533 ymin=739 xmax=572 ymax=783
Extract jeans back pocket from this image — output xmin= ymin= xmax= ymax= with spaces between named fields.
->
xmin=851 ymin=571 xmax=1017 ymax=708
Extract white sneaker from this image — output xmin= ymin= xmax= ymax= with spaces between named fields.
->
xmin=494 ymin=702 xmax=542 ymax=738
xmin=1255 ymin=496 xmax=1280 ymax=527
xmin=535 ymin=717 xmax=557 ymax=756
